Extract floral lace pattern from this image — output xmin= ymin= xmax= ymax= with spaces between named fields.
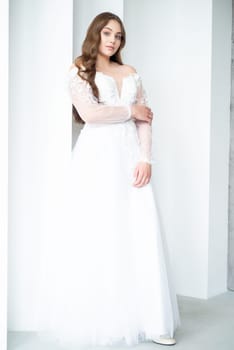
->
xmin=67 ymin=66 xmax=154 ymax=164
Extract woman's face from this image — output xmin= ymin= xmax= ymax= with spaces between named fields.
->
xmin=98 ymin=19 xmax=122 ymax=58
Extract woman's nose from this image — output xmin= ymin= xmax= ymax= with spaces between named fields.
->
xmin=110 ymin=35 xmax=115 ymax=43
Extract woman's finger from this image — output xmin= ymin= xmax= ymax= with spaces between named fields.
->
xmin=134 ymin=172 xmax=147 ymax=186
xmin=133 ymin=170 xmax=143 ymax=186
xmin=135 ymin=175 xmax=147 ymax=187
xmin=133 ymin=166 xmax=139 ymax=181
xmin=134 ymin=165 xmax=139 ymax=177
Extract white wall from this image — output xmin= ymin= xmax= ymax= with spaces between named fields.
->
xmin=0 ymin=0 xmax=9 ymax=348
xmin=124 ymin=0 xmax=231 ymax=298
xmin=8 ymin=0 xmax=73 ymax=330
xmin=208 ymin=0 xmax=231 ymax=296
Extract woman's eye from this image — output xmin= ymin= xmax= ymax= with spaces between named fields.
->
xmin=116 ymin=34 xmax=122 ymax=40
xmin=103 ymin=31 xmax=110 ymax=36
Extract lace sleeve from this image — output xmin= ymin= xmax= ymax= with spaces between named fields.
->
xmin=67 ymin=66 xmax=132 ymax=123
xmin=135 ymin=75 xmax=155 ymax=164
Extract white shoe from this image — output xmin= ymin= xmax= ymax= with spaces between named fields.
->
xmin=152 ymin=335 xmax=176 ymax=346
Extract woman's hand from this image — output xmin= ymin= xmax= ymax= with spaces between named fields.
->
xmin=131 ymin=104 xmax=153 ymax=124
xmin=133 ymin=162 xmax=152 ymax=187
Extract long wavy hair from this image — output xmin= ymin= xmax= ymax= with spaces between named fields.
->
xmin=72 ymin=12 xmax=126 ymax=124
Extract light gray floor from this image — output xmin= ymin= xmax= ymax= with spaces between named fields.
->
xmin=7 ymin=291 xmax=234 ymax=350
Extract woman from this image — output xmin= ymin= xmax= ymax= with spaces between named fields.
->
xmin=36 ymin=11 xmax=180 ymax=348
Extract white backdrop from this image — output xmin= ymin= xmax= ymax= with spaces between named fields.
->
xmin=0 ymin=1 xmax=9 ymax=349
xmin=124 ymin=0 xmax=231 ymax=298
xmin=4 ymin=0 xmax=232 ymax=340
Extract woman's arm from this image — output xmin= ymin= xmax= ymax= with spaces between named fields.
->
xmin=67 ymin=66 xmax=132 ymax=123
xmin=134 ymin=74 xmax=154 ymax=164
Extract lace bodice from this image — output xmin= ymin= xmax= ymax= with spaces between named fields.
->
xmin=67 ymin=66 xmax=153 ymax=163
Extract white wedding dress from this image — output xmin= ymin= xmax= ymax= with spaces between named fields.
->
xmin=35 ymin=66 xmax=180 ymax=348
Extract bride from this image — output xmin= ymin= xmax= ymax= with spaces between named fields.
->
xmin=36 ymin=11 xmax=180 ymax=348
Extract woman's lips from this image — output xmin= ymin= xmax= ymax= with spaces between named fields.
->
xmin=106 ymin=46 xmax=114 ymax=50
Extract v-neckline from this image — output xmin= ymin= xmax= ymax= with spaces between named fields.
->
xmin=96 ymin=71 xmax=138 ymax=100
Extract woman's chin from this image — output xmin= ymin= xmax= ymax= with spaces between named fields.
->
xmin=98 ymin=50 xmax=116 ymax=58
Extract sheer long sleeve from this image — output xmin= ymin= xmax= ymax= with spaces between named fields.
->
xmin=135 ymin=75 xmax=154 ymax=164
xmin=67 ymin=66 xmax=132 ymax=124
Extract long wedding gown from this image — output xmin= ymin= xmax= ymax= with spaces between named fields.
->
xmin=35 ymin=66 xmax=180 ymax=348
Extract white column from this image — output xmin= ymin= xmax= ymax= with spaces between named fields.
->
xmin=208 ymin=0 xmax=231 ymax=297
xmin=8 ymin=0 xmax=73 ymax=330
xmin=0 ymin=0 xmax=9 ymax=348
xmin=172 ymin=0 xmax=213 ymax=298
xmin=124 ymin=0 xmax=231 ymax=298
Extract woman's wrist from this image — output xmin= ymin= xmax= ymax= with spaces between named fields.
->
xmin=141 ymin=160 xmax=152 ymax=165
xmin=139 ymin=156 xmax=155 ymax=165
xmin=130 ymin=105 xmax=136 ymax=118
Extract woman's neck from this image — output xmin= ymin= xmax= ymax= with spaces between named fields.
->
xmin=96 ymin=54 xmax=112 ymax=72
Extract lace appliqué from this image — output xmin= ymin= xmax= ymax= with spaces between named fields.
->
xmin=67 ymin=66 xmax=131 ymax=124
xmin=67 ymin=67 xmax=98 ymax=105
xmin=134 ymin=74 xmax=155 ymax=165
xmin=135 ymin=75 xmax=149 ymax=106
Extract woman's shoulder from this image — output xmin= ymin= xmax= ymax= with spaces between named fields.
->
xmin=69 ymin=57 xmax=85 ymax=73
xmin=67 ymin=64 xmax=79 ymax=83
xmin=110 ymin=62 xmax=137 ymax=75
xmin=69 ymin=63 xmax=77 ymax=72
xmin=68 ymin=59 xmax=87 ymax=82
xmin=121 ymin=64 xmax=141 ymax=82
xmin=121 ymin=64 xmax=137 ymax=75
xmin=67 ymin=62 xmax=88 ymax=90
xmin=69 ymin=63 xmax=76 ymax=69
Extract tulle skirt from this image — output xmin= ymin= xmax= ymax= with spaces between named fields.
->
xmin=35 ymin=119 xmax=180 ymax=348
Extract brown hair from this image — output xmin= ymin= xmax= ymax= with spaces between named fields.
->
xmin=72 ymin=12 xmax=126 ymax=123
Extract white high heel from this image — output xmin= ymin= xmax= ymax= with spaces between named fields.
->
xmin=152 ymin=335 xmax=176 ymax=346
